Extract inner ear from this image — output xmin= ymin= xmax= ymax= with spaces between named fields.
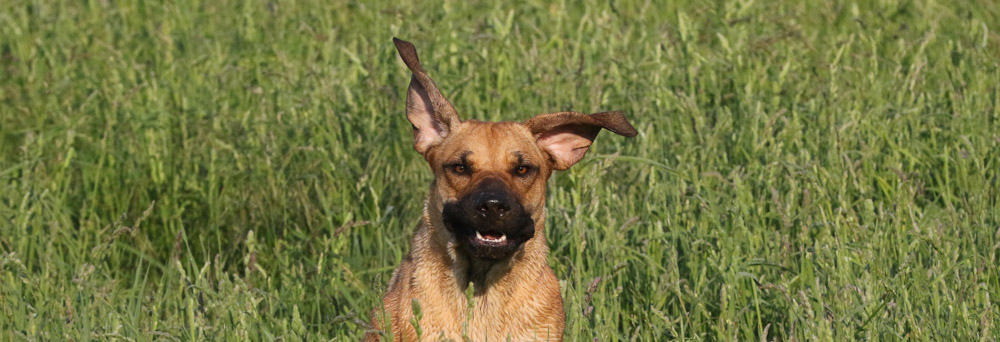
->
xmin=406 ymin=76 xmax=448 ymax=153
xmin=536 ymin=124 xmax=602 ymax=170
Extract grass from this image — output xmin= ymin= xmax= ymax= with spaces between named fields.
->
xmin=1 ymin=0 xmax=999 ymax=340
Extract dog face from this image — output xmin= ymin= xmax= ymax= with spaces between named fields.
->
xmin=393 ymin=38 xmax=636 ymax=260
xmin=431 ymin=121 xmax=549 ymax=259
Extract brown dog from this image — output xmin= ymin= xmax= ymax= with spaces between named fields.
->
xmin=365 ymin=38 xmax=636 ymax=342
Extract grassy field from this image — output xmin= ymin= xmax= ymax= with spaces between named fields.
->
xmin=2 ymin=0 xmax=999 ymax=340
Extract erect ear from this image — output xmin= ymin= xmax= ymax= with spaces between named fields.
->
xmin=393 ymin=38 xmax=460 ymax=156
xmin=523 ymin=111 xmax=637 ymax=170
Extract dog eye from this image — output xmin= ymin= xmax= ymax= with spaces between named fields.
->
xmin=514 ymin=165 xmax=533 ymax=177
xmin=452 ymin=164 xmax=468 ymax=174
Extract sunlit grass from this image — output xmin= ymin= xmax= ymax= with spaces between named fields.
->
xmin=1 ymin=0 xmax=998 ymax=340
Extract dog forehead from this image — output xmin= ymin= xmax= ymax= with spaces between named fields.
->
xmin=440 ymin=121 xmax=543 ymax=163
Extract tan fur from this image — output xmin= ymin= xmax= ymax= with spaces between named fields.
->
xmin=364 ymin=39 xmax=636 ymax=342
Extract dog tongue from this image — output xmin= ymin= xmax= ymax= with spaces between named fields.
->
xmin=482 ymin=231 xmax=503 ymax=239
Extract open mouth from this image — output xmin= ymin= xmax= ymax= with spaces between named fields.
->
xmin=474 ymin=231 xmax=507 ymax=244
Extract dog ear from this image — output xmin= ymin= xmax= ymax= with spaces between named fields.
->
xmin=523 ymin=111 xmax=637 ymax=170
xmin=393 ymin=38 xmax=460 ymax=155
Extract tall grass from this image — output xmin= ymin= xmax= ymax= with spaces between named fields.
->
xmin=1 ymin=0 xmax=998 ymax=340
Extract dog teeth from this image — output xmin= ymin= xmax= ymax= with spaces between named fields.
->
xmin=475 ymin=232 xmax=507 ymax=243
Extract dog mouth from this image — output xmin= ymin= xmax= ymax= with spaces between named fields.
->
xmin=441 ymin=205 xmax=534 ymax=261
xmin=474 ymin=230 xmax=508 ymax=245
xmin=455 ymin=224 xmax=531 ymax=260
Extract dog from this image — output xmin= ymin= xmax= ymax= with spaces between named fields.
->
xmin=364 ymin=38 xmax=637 ymax=342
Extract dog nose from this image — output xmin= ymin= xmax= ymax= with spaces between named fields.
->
xmin=475 ymin=196 xmax=511 ymax=220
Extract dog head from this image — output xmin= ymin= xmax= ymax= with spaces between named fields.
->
xmin=393 ymin=38 xmax=637 ymax=261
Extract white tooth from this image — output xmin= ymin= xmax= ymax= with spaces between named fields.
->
xmin=475 ymin=232 xmax=507 ymax=243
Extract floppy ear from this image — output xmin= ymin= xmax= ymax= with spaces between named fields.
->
xmin=393 ymin=38 xmax=460 ymax=155
xmin=523 ymin=111 xmax=637 ymax=170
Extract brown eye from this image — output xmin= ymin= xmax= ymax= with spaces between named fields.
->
xmin=453 ymin=164 xmax=467 ymax=174
xmin=516 ymin=166 xmax=529 ymax=175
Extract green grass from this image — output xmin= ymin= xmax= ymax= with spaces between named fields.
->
xmin=1 ymin=0 xmax=999 ymax=340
